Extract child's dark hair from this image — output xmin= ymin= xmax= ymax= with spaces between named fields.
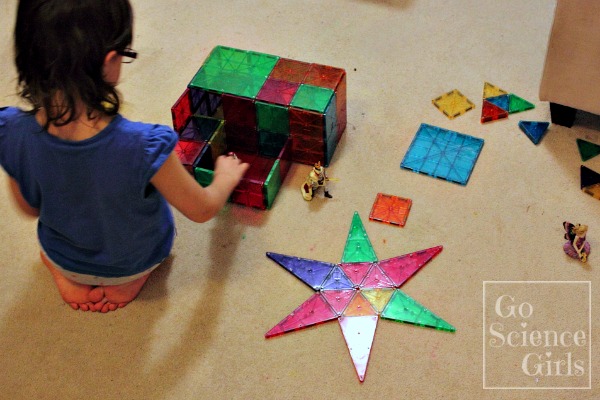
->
xmin=14 ymin=0 xmax=133 ymax=127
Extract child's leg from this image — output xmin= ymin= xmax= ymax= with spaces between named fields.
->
xmin=40 ymin=252 xmax=103 ymax=311
xmin=93 ymin=274 xmax=152 ymax=313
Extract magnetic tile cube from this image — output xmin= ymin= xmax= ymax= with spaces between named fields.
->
xmin=369 ymin=193 xmax=412 ymax=227
xmin=171 ymin=45 xmax=347 ymax=209
xmin=401 ymin=123 xmax=484 ymax=185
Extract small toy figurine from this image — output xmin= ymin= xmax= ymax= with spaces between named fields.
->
xmin=563 ymin=221 xmax=591 ymax=263
xmin=301 ymin=162 xmax=333 ymax=201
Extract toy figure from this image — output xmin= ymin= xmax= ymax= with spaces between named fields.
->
xmin=563 ymin=221 xmax=591 ymax=263
xmin=301 ymin=162 xmax=333 ymax=201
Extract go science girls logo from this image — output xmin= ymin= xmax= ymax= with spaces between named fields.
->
xmin=483 ymin=281 xmax=591 ymax=389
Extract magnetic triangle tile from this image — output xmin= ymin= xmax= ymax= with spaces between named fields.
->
xmin=482 ymin=81 xmax=508 ymax=99
xmin=508 ymin=93 xmax=535 ymax=114
xmin=431 ymin=89 xmax=475 ymax=119
xmin=361 ymin=263 xmax=395 ymax=289
xmin=381 ymin=290 xmax=455 ymax=332
xmin=266 ymin=252 xmax=336 ymax=290
xmin=401 ymin=124 xmax=485 ymax=185
xmin=583 ymin=183 xmax=600 ymax=200
xmin=321 ymin=266 xmax=355 ymax=290
xmin=362 ymin=289 xmax=395 ymax=313
xmin=341 ymin=212 xmax=378 ymax=263
xmin=378 ymin=246 xmax=443 ymax=287
xmin=369 ymin=193 xmax=412 ymax=227
xmin=321 ymin=290 xmax=356 ymax=316
xmin=481 ymin=100 xmax=508 ymax=123
xmin=339 ymin=316 xmax=378 ymax=382
xmin=581 ymin=165 xmax=600 ymax=189
xmin=265 ymin=293 xmax=338 ymax=337
xmin=577 ymin=139 xmax=600 ymax=161
xmin=485 ymin=94 xmax=509 ymax=112
xmin=343 ymin=292 xmax=378 ymax=317
xmin=518 ymin=121 xmax=550 ymax=145
xmin=340 ymin=262 xmax=373 ymax=286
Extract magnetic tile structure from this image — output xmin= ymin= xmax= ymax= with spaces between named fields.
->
xmin=581 ymin=165 xmax=600 ymax=200
xmin=481 ymin=82 xmax=534 ymax=123
xmin=577 ymin=139 xmax=600 ymax=162
xmin=170 ymin=45 xmax=347 ymax=209
xmin=518 ymin=121 xmax=550 ymax=145
xmin=265 ymin=212 xmax=455 ymax=382
xmin=369 ymin=193 xmax=412 ymax=227
xmin=401 ymin=123 xmax=484 ymax=185
xmin=432 ymin=89 xmax=475 ymax=119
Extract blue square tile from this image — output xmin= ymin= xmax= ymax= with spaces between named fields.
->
xmin=401 ymin=123 xmax=484 ymax=185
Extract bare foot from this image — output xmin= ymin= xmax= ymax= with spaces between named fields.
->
xmin=93 ymin=274 xmax=151 ymax=313
xmin=41 ymin=252 xmax=98 ymax=311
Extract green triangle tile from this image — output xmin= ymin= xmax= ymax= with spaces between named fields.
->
xmin=577 ymin=139 xmax=600 ymax=162
xmin=381 ymin=290 xmax=455 ymax=332
xmin=508 ymin=93 xmax=535 ymax=114
xmin=341 ymin=212 xmax=378 ymax=263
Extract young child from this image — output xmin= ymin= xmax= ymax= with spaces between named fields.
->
xmin=0 ymin=0 xmax=249 ymax=313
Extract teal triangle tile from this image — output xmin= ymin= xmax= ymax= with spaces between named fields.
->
xmin=577 ymin=139 xmax=600 ymax=161
xmin=381 ymin=289 xmax=455 ymax=332
xmin=486 ymin=94 xmax=510 ymax=112
xmin=518 ymin=121 xmax=549 ymax=145
xmin=342 ymin=212 xmax=378 ymax=263
xmin=321 ymin=266 xmax=355 ymax=290
xmin=266 ymin=252 xmax=336 ymax=290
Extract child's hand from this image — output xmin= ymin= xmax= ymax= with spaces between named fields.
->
xmin=213 ymin=153 xmax=250 ymax=187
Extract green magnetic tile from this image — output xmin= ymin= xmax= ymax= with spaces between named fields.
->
xmin=202 ymin=46 xmax=279 ymax=78
xmin=342 ymin=212 xmax=378 ymax=263
xmin=194 ymin=167 xmax=214 ymax=187
xmin=381 ymin=290 xmax=455 ymax=332
xmin=577 ymin=139 xmax=600 ymax=161
xmin=256 ymin=101 xmax=289 ymax=134
xmin=290 ymin=84 xmax=335 ymax=113
xmin=190 ymin=68 xmax=267 ymax=98
xmin=264 ymin=159 xmax=282 ymax=209
xmin=508 ymin=93 xmax=535 ymax=113
xmin=259 ymin=130 xmax=288 ymax=158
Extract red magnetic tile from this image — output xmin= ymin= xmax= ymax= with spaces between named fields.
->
xmin=269 ymin=58 xmax=311 ymax=83
xmin=256 ymin=78 xmax=300 ymax=106
xmin=174 ymin=139 xmax=205 ymax=174
xmin=289 ymin=107 xmax=325 ymax=139
xmin=369 ymin=193 xmax=412 ymax=227
xmin=481 ymin=99 xmax=508 ymax=123
xmin=335 ymin=73 xmax=347 ymax=138
xmin=304 ymin=64 xmax=346 ymax=90
xmin=171 ymin=88 xmax=193 ymax=133
xmin=222 ymin=94 xmax=256 ymax=128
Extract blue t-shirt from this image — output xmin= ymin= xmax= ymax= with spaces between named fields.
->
xmin=0 ymin=107 xmax=178 ymax=278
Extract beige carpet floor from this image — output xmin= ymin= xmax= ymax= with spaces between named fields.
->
xmin=0 ymin=1 xmax=598 ymax=399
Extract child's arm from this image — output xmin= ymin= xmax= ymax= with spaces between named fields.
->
xmin=7 ymin=177 xmax=39 ymax=218
xmin=150 ymin=152 xmax=249 ymax=223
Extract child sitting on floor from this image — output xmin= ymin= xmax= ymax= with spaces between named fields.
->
xmin=0 ymin=0 xmax=249 ymax=313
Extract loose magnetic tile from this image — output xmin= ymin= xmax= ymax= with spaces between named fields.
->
xmin=265 ymin=293 xmax=338 ymax=338
xmin=362 ymin=289 xmax=395 ymax=313
xmin=256 ymin=78 xmax=300 ymax=106
xmin=342 ymin=292 xmax=377 ymax=317
xmin=342 ymin=212 xmax=378 ymax=263
xmin=401 ymin=124 xmax=484 ymax=185
xmin=269 ymin=58 xmax=311 ymax=83
xmin=321 ymin=266 xmax=355 ymax=291
xmin=321 ymin=290 xmax=355 ymax=316
xmin=583 ymin=184 xmax=600 ymax=200
xmin=577 ymin=139 xmax=600 ymax=161
xmin=581 ymin=165 xmax=600 ymax=200
xmin=378 ymin=246 xmax=443 ymax=287
xmin=194 ymin=167 xmax=213 ymax=187
xmin=431 ymin=89 xmax=475 ymax=119
xmin=508 ymin=93 xmax=535 ymax=113
xmin=485 ymin=94 xmax=510 ymax=112
xmin=518 ymin=121 xmax=549 ymax=145
xmin=481 ymin=100 xmax=509 ymax=123
xmin=340 ymin=262 xmax=373 ymax=287
xmin=369 ymin=193 xmax=412 ymax=227
xmin=290 ymin=84 xmax=335 ymax=113
xmin=381 ymin=290 xmax=455 ymax=332
xmin=482 ymin=81 xmax=508 ymax=99
xmin=266 ymin=252 xmax=337 ymax=290
xmin=339 ymin=316 xmax=378 ymax=382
